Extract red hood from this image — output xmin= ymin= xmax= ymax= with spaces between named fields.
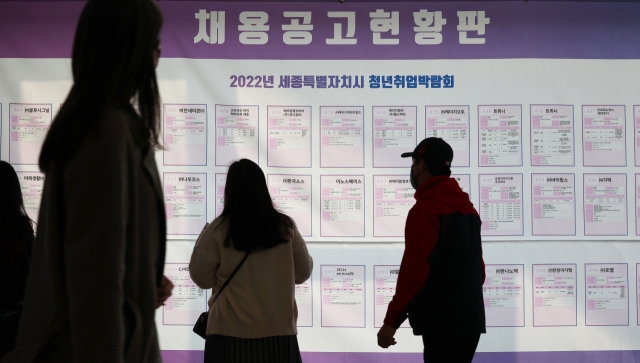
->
xmin=414 ymin=175 xmax=477 ymax=215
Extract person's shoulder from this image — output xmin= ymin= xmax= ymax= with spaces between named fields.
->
xmin=210 ymin=216 xmax=226 ymax=229
xmin=65 ymin=105 xmax=141 ymax=174
xmin=92 ymin=105 xmax=142 ymax=147
xmin=207 ymin=217 xmax=230 ymax=241
xmin=411 ymin=198 xmax=439 ymax=215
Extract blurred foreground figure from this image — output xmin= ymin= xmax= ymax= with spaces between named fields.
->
xmin=2 ymin=0 xmax=173 ymax=362
xmin=0 ymin=161 xmax=35 ymax=358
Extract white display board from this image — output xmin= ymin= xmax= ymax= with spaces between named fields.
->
xmin=4 ymin=1 xmax=640 ymax=362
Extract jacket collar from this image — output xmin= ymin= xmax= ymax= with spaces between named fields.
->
xmin=414 ymin=175 xmax=449 ymax=200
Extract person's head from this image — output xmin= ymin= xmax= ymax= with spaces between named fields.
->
xmin=0 ymin=161 xmax=34 ymax=254
xmin=220 ymin=159 xmax=294 ymax=253
xmin=401 ymin=137 xmax=453 ymax=189
xmin=39 ymin=0 xmax=163 ymax=172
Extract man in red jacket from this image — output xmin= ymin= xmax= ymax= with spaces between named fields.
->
xmin=377 ymin=137 xmax=486 ymax=363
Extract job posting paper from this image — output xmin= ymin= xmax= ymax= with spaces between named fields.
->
xmin=268 ymin=174 xmax=312 ymax=237
xmin=296 ymin=279 xmax=313 ymax=327
xmin=585 ymin=263 xmax=628 ymax=326
xmin=163 ymin=104 xmax=207 ymax=166
xmin=530 ymin=105 xmax=574 ymax=166
xmin=373 ymin=175 xmax=414 ymax=237
xmin=16 ymin=172 xmax=44 ymax=223
xmin=374 ymin=265 xmax=409 ymax=328
xmin=321 ymin=265 xmax=365 ymax=328
xmin=216 ymin=105 xmax=258 ymax=166
xmin=583 ymin=105 xmax=626 ymax=166
xmin=584 ymin=174 xmax=627 ymax=236
xmin=484 ymin=264 xmax=525 ymax=327
xmin=479 ymin=174 xmax=523 ymax=236
xmin=164 ymin=173 xmax=207 ymax=235
xmin=426 ymin=106 xmax=470 ymax=167
xmin=533 ymin=264 xmax=577 ymax=327
xmin=9 ymin=103 xmax=52 ymax=165
xmin=372 ymin=106 xmax=416 ymax=168
xmin=478 ymin=105 xmax=522 ymax=167
xmin=320 ymin=106 xmax=364 ymax=168
xmin=531 ymin=174 xmax=576 ymax=236
xmin=267 ymin=106 xmax=311 ymax=167
xmin=163 ymin=263 xmax=206 ymax=325
xmin=320 ymin=176 xmax=365 ymax=237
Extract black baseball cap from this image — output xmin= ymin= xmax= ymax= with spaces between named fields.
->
xmin=401 ymin=137 xmax=453 ymax=175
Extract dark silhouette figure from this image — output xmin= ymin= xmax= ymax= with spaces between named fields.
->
xmin=2 ymin=0 xmax=172 ymax=362
xmin=0 ymin=161 xmax=35 ymax=358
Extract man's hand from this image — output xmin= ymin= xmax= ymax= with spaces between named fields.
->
xmin=377 ymin=324 xmax=397 ymax=348
xmin=156 ymin=275 xmax=174 ymax=308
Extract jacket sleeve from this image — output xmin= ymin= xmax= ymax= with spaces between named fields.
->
xmin=61 ymin=116 xmax=134 ymax=363
xmin=383 ymin=206 xmax=440 ymax=329
xmin=291 ymin=226 xmax=313 ymax=284
xmin=189 ymin=222 xmax=221 ymax=290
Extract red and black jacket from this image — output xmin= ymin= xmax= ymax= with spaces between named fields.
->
xmin=383 ymin=175 xmax=486 ymax=335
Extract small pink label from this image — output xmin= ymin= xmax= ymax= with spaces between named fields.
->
xmin=322 ymin=211 xmax=331 ymax=220
xmin=165 ymin=204 xmax=173 ymax=219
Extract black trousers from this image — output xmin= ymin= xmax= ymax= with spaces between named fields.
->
xmin=422 ymin=333 xmax=481 ymax=363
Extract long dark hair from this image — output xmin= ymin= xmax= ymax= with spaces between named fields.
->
xmin=0 ymin=161 xmax=35 ymax=260
xmin=220 ymin=159 xmax=294 ymax=253
xmin=39 ymin=0 xmax=163 ymax=172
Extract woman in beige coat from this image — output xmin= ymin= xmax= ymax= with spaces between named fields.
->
xmin=2 ymin=0 xmax=172 ymax=362
xmin=190 ymin=159 xmax=313 ymax=363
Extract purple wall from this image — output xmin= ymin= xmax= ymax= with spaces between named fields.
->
xmin=2 ymin=2 xmax=640 ymax=59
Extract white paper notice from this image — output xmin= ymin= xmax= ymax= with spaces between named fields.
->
xmin=163 ymin=263 xmax=207 ymax=325
xmin=426 ymin=106 xmax=470 ymax=167
xmin=164 ymin=173 xmax=207 ymax=235
xmin=268 ymin=174 xmax=312 ymax=237
xmin=373 ymin=176 xmax=414 ymax=237
xmin=215 ymin=174 xmax=226 ymax=217
xmin=296 ymin=280 xmax=313 ymax=327
xmin=9 ymin=103 xmax=52 ymax=165
xmin=585 ymin=263 xmax=628 ymax=326
xmin=584 ymin=174 xmax=627 ymax=236
xmin=582 ymin=105 xmax=626 ymax=166
xmin=163 ymin=104 xmax=207 ymax=166
xmin=320 ymin=176 xmax=365 ymax=237
xmin=372 ymin=106 xmax=417 ymax=167
xmin=533 ymin=264 xmax=577 ymax=327
xmin=374 ymin=265 xmax=409 ymax=328
xmin=478 ymin=105 xmax=522 ymax=167
xmin=16 ymin=172 xmax=44 ymax=223
xmin=635 ymin=106 xmax=640 ymax=166
xmin=531 ymin=174 xmax=576 ymax=236
xmin=320 ymin=106 xmax=364 ymax=168
xmin=452 ymin=174 xmax=471 ymax=199
xmin=484 ymin=265 xmax=525 ymax=327
xmin=267 ymin=106 xmax=311 ymax=167
xmin=530 ymin=105 xmax=574 ymax=166
xmin=216 ymin=105 xmax=259 ymax=166
xmin=479 ymin=174 xmax=523 ymax=236
xmin=321 ymin=265 xmax=365 ymax=327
